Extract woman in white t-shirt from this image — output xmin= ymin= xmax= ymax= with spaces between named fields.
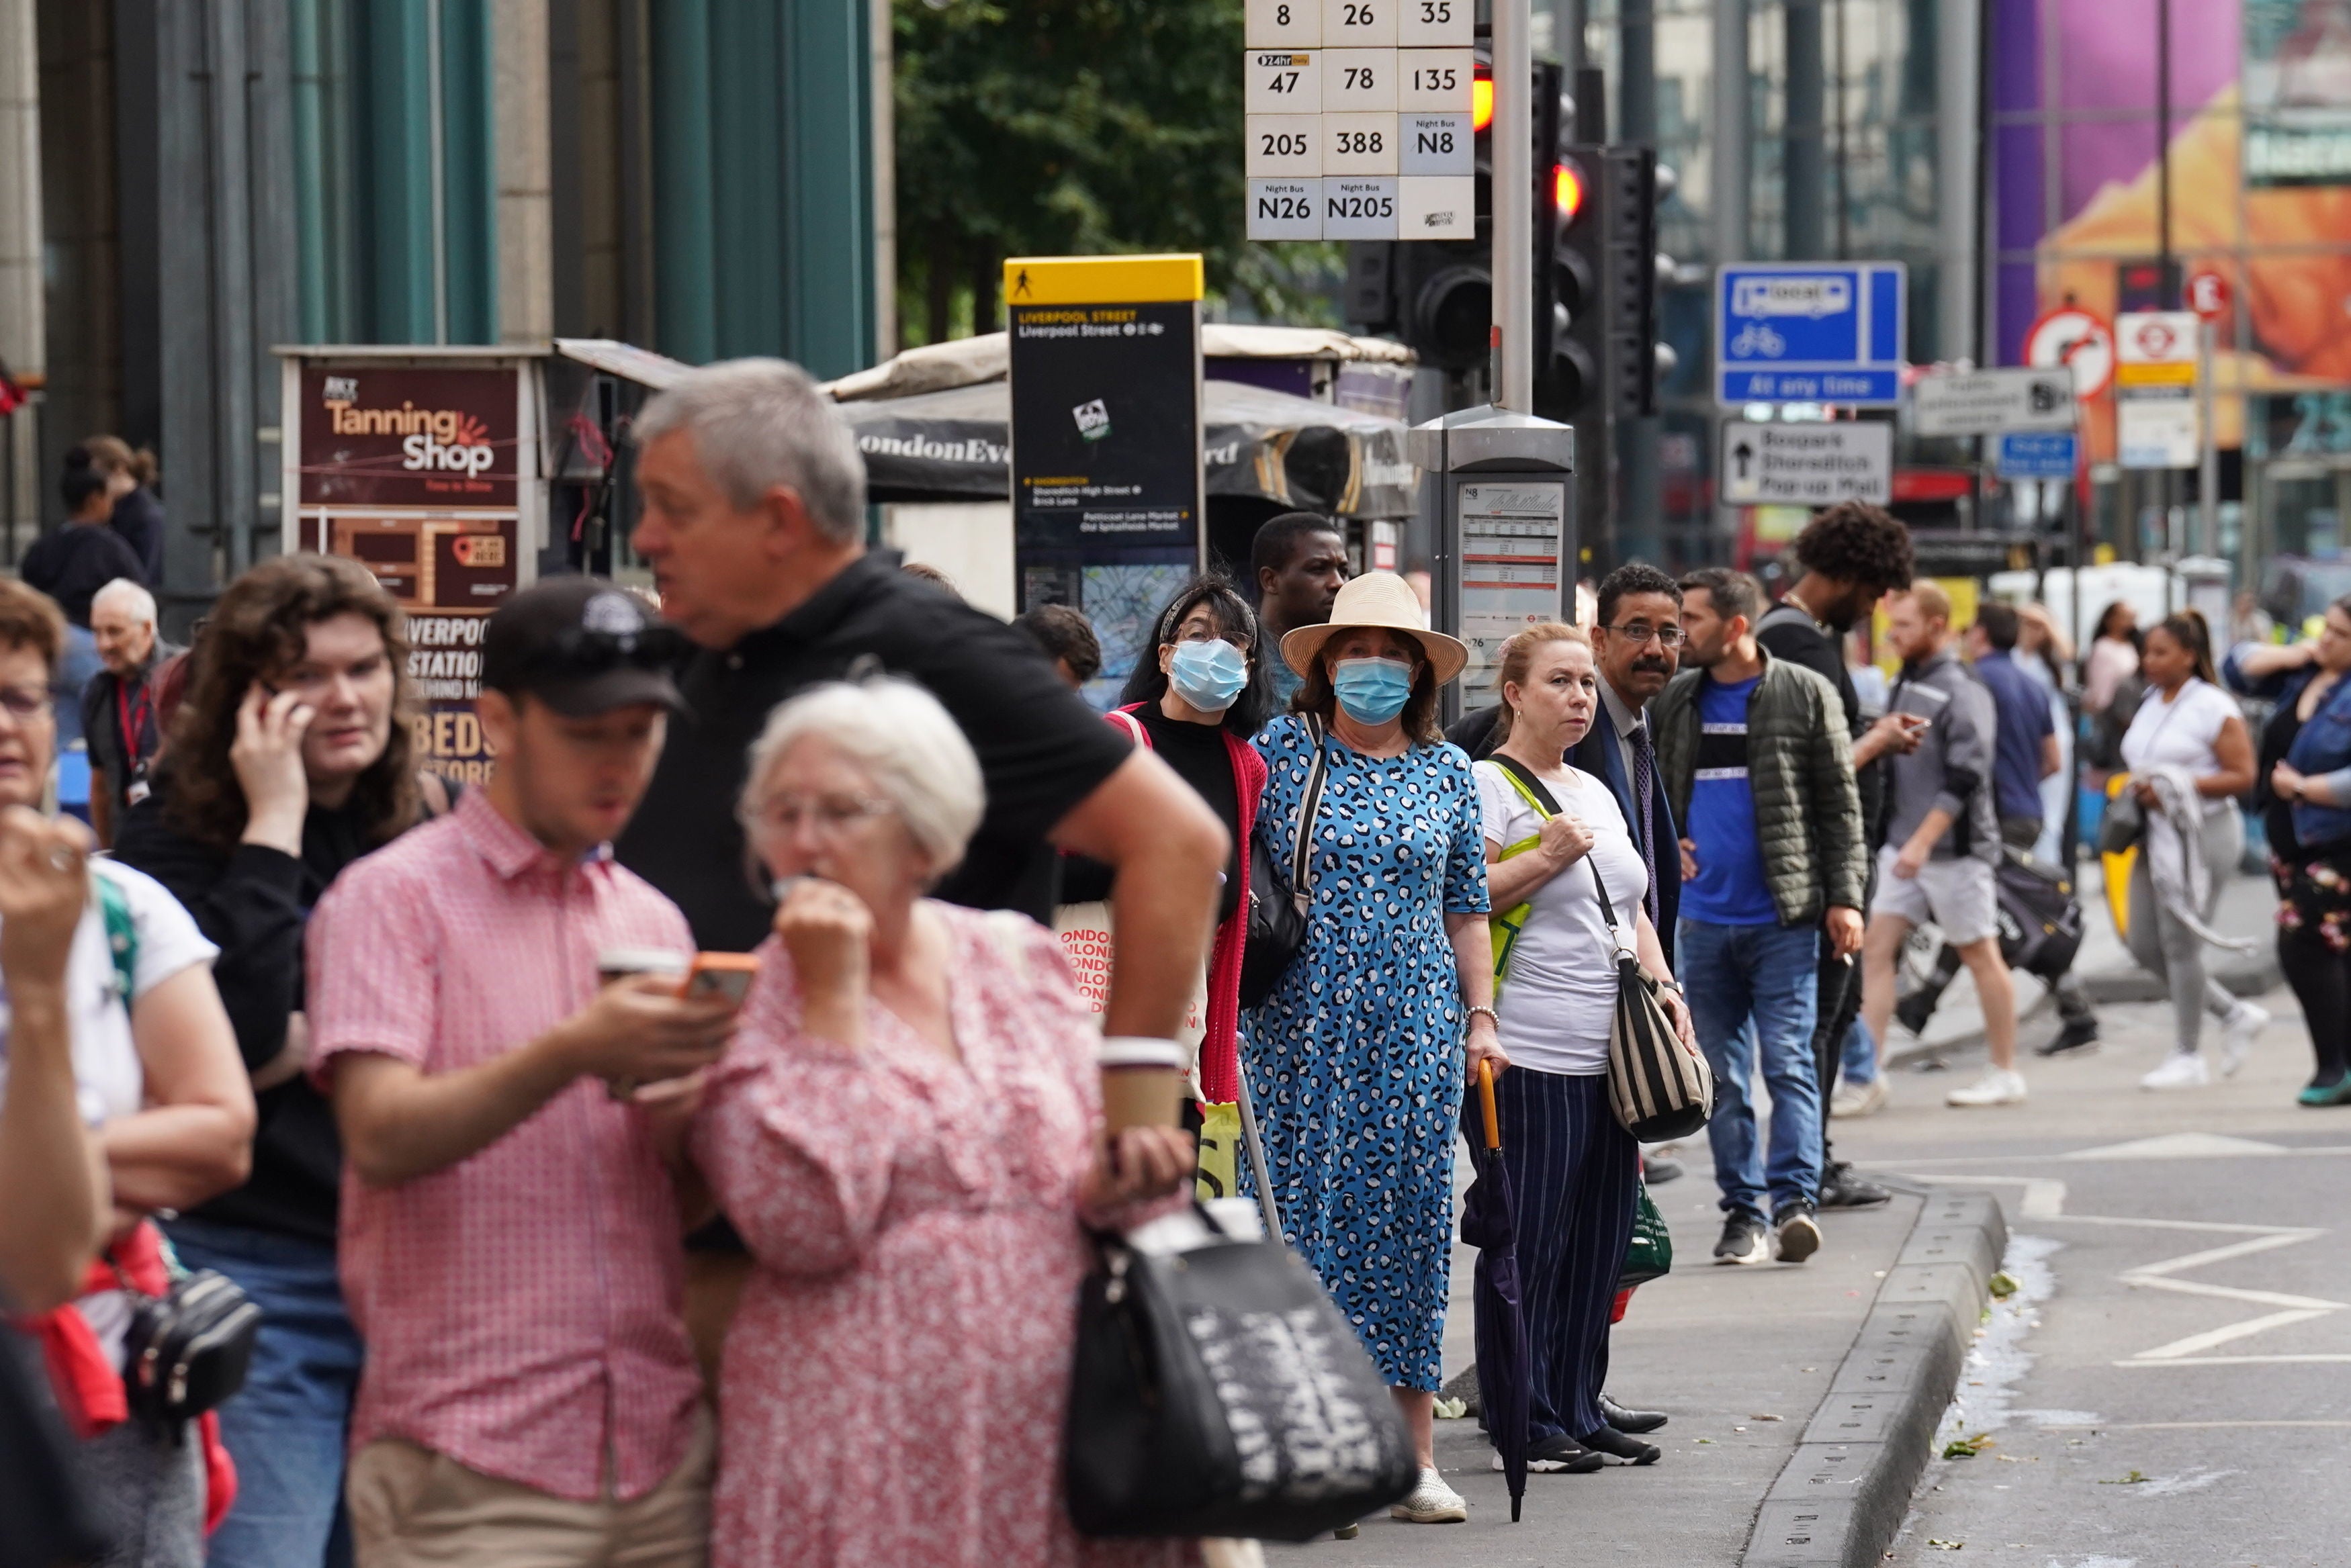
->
xmin=1472 ymin=622 xmax=1689 ymax=1475
xmin=2117 ymin=610 xmax=2266 ymax=1089
xmin=0 ymin=582 xmax=251 ymax=1568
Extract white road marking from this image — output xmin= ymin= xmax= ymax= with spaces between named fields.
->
xmin=2116 ymin=1354 xmax=2351 ymax=1367
xmin=2128 ymin=1307 xmax=2334 ymax=1361
xmin=2127 ymin=1275 xmax=2346 ymax=1311
xmin=2120 ymin=1231 xmax=2322 ymax=1275
xmin=1888 ymin=1145 xmax=2351 ymax=1165
xmin=2061 ymin=1132 xmax=2288 ymax=1160
xmin=2025 ymin=1420 xmax=2351 ymax=1429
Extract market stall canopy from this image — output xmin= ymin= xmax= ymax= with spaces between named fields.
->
xmin=823 ymin=324 xmax=1415 ymax=403
xmin=835 ymin=376 xmax=1417 ymax=518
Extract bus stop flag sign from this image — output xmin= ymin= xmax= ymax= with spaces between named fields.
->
xmin=1715 ymin=263 xmax=1906 ymax=406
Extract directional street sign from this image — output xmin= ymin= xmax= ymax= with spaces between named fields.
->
xmin=1714 ymin=263 xmax=1906 ymax=406
xmin=2022 ymin=307 xmax=2115 ymax=401
xmin=1912 ymin=367 xmax=2077 ymax=439
xmin=1996 ymin=430 xmax=2080 ymax=481
xmin=1719 ymin=420 xmax=1893 ymax=506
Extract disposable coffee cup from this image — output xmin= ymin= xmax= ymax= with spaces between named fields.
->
xmin=1098 ymin=1037 xmax=1187 ymax=1133
xmin=598 ymin=948 xmax=689 ymax=988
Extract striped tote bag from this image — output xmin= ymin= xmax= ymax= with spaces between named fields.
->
xmin=1583 ymin=860 xmax=1714 ymax=1142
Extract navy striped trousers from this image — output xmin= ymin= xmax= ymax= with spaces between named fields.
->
xmin=1480 ymin=1066 xmax=1640 ymax=1442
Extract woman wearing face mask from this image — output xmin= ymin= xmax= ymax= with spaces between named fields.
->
xmin=1242 ymin=571 xmax=1501 ymax=1526
xmin=1474 ymin=624 xmax=1692 ymax=1476
xmin=1062 ymin=575 xmax=1272 ymax=1107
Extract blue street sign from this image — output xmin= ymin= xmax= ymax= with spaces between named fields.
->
xmin=1996 ymin=429 xmax=2080 ymax=480
xmin=1715 ymin=263 xmax=1907 ymax=406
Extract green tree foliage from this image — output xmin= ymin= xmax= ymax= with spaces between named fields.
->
xmin=894 ymin=0 xmax=1339 ymax=342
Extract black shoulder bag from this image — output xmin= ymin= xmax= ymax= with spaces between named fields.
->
xmin=1064 ymin=1208 xmax=1417 ymax=1540
xmin=1237 ymin=717 xmax=1331 ymax=1009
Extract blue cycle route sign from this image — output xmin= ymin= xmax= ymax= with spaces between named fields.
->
xmin=1715 ymin=263 xmax=1907 ymax=407
xmin=1995 ymin=430 xmax=2080 ymax=481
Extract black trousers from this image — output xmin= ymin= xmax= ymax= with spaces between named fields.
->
xmin=1485 ymin=1068 xmax=1639 ymax=1442
xmin=2273 ymin=849 xmax=2351 ymax=1086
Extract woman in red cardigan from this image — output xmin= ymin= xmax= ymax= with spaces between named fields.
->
xmin=1061 ymin=575 xmax=1272 ymax=1105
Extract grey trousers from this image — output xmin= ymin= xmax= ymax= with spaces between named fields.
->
xmin=2124 ymin=806 xmax=2246 ymax=1057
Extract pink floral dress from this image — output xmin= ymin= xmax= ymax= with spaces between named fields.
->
xmin=691 ymin=904 xmax=1199 ymax=1568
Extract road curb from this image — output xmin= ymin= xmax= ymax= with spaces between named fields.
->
xmin=1739 ymin=1189 xmax=2009 ymax=1568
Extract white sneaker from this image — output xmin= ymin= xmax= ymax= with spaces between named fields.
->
xmin=2139 ymin=1051 xmax=2211 ymax=1091
xmin=1945 ymin=1067 xmax=2027 ymax=1107
xmin=1830 ymin=1076 xmax=1890 ymax=1119
xmin=1390 ymin=1468 xmax=1468 ymax=1523
xmin=2219 ymin=1003 xmax=2270 ymax=1078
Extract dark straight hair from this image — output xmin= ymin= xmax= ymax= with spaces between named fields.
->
xmin=1116 ymin=572 xmax=1276 ymax=736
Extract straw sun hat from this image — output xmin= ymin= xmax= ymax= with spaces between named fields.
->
xmin=1278 ymin=571 xmax=1470 ymax=685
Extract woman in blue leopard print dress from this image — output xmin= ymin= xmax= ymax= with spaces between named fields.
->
xmin=1240 ymin=573 xmax=1502 ymax=1524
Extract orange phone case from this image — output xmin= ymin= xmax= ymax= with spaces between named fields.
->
xmin=678 ymin=952 xmax=760 ymax=1003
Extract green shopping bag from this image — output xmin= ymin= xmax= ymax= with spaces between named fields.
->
xmin=1618 ymin=1182 xmax=1673 ymax=1289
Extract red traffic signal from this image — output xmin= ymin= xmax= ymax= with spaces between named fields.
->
xmin=1552 ymin=160 xmax=1586 ymax=224
xmin=1472 ymin=71 xmax=1494 ymax=133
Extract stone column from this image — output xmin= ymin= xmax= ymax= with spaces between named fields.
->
xmin=0 ymin=0 xmax=42 ymax=547
xmin=495 ymin=0 xmax=553 ymax=344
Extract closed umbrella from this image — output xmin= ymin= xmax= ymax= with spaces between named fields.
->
xmin=1458 ymin=1060 xmax=1529 ymax=1522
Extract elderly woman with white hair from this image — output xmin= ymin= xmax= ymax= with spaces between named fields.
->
xmin=691 ymin=676 xmax=1198 ymax=1568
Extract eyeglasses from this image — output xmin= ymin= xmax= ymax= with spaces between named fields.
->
xmin=751 ymin=793 xmax=897 ymax=839
xmin=1603 ymin=622 xmax=1685 ymax=648
xmin=0 ymin=686 xmax=56 ymax=722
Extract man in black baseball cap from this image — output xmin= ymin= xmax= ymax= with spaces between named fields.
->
xmin=477 ymin=576 xmax=689 ymax=849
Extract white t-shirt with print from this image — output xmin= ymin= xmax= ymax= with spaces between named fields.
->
xmin=2120 ymin=678 xmax=2240 ymax=817
xmin=0 ymin=858 xmax=218 ymax=1354
xmin=1474 ymin=761 xmax=1646 ymax=1076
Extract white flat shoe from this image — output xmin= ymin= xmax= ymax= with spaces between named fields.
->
xmin=1390 ymin=1468 xmax=1467 ymax=1522
xmin=2140 ymin=1052 xmax=2211 ymax=1091
xmin=2220 ymin=1003 xmax=2269 ymax=1078
xmin=1946 ymin=1068 xmax=2027 ymax=1107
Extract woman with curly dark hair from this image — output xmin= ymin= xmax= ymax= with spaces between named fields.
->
xmin=109 ymin=553 xmax=440 ymax=1568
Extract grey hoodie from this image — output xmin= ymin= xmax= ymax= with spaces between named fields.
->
xmin=1885 ymin=645 xmax=2000 ymax=864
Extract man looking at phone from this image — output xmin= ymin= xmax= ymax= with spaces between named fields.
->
xmin=1754 ymin=503 xmax=1918 ymax=1198
xmin=309 ymin=578 xmax=734 ymax=1567
xmin=1862 ymin=584 xmax=2024 ymax=1109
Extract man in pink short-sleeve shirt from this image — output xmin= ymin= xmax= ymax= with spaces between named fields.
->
xmin=310 ymin=578 xmax=740 ymax=1568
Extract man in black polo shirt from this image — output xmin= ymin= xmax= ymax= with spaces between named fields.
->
xmin=617 ymin=357 xmax=1227 ymax=1046
xmin=1753 ymin=502 xmax=1920 ymax=1211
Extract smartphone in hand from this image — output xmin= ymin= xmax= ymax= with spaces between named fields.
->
xmin=679 ymin=952 xmax=759 ymax=1005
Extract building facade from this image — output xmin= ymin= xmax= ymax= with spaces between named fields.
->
xmin=1 ymin=0 xmax=887 ymax=614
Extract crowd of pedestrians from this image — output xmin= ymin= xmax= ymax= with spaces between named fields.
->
xmin=4 ymin=349 xmax=2334 ymax=1568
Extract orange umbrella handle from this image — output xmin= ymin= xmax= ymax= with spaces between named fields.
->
xmin=1477 ymin=1058 xmax=1501 ymax=1150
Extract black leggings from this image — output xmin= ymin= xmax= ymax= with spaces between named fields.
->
xmin=2276 ymin=927 xmax=2351 ymax=1088
xmin=2272 ymin=851 xmax=2351 ymax=1087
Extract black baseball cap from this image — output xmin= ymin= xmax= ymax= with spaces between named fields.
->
xmin=478 ymin=576 xmax=688 ymax=717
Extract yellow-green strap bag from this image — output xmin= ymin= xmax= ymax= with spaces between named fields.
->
xmin=1485 ymin=759 xmax=1560 ymax=997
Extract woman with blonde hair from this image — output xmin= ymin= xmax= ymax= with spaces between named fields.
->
xmin=1473 ymin=622 xmax=1691 ymax=1476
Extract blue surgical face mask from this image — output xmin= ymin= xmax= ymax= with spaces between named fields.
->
xmin=1331 ymin=655 xmax=1416 ymax=725
xmin=1167 ymin=638 xmax=1249 ymax=713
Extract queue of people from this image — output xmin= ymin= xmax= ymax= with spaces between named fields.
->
xmin=2 ymin=345 xmax=2330 ymax=1568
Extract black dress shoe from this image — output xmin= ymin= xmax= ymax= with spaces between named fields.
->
xmin=1818 ymin=1161 xmax=1893 ymax=1210
xmin=1577 ymin=1424 xmax=1662 ymax=1465
xmin=1600 ymin=1393 xmax=1668 ymax=1434
xmin=2035 ymin=1017 xmax=2100 ymax=1057
xmin=1640 ymin=1155 xmax=1685 ymax=1185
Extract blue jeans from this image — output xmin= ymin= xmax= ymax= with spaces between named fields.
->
xmin=164 ymin=1219 xmax=359 ymax=1568
xmin=1677 ymin=919 xmax=1824 ymax=1218
xmin=1840 ymin=1017 xmax=1879 ymax=1087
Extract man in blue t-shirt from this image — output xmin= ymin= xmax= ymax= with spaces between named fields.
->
xmin=1651 ymin=569 xmax=1867 ymax=1269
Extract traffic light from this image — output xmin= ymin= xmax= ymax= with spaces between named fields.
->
xmin=1343 ymin=60 xmax=1500 ymax=373
xmin=1534 ymin=140 xmax=1662 ymax=424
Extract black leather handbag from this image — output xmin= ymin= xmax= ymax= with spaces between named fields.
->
xmin=1237 ymin=717 xmax=1331 ymax=1010
xmin=122 ymin=1269 xmax=263 ymax=1430
xmin=1064 ymin=1214 xmax=1417 ymax=1541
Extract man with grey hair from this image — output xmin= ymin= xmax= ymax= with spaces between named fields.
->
xmin=618 ymin=353 xmax=1225 ymax=1031
xmin=81 ymin=576 xmax=180 ymax=846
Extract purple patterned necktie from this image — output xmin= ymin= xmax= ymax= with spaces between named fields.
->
xmin=1630 ymin=721 xmax=1660 ymax=924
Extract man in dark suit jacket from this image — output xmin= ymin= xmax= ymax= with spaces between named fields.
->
xmin=1445 ymin=562 xmax=1686 ymax=965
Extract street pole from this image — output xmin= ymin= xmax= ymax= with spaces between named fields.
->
xmin=1493 ymin=0 xmax=1534 ymax=412
xmin=2198 ymin=317 xmax=2218 ymax=558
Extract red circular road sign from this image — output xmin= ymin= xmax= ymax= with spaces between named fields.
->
xmin=2187 ymin=269 xmax=2232 ymax=322
xmin=2023 ymin=307 xmax=2116 ymax=401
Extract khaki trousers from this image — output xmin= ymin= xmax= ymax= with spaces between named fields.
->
xmin=348 ymin=1408 xmax=713 ymax=1568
